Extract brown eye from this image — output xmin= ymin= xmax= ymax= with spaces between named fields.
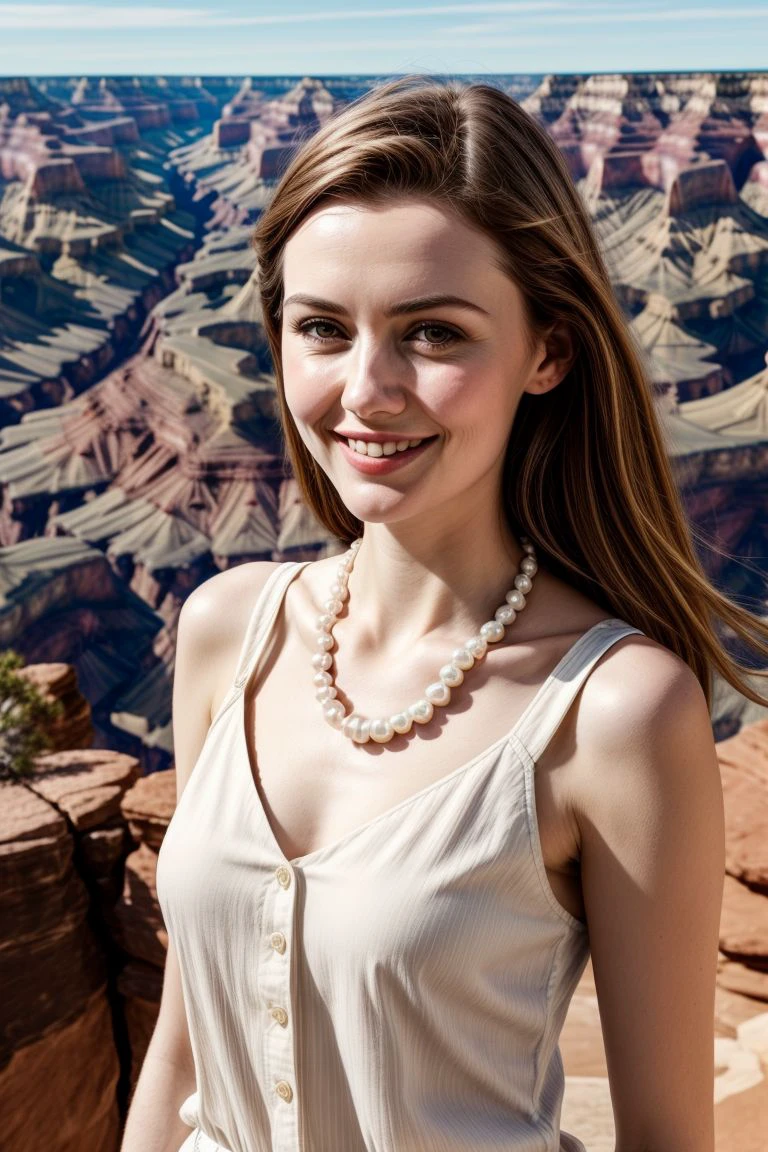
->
xmin=295 ymin=319 xmax=341 ymax=343
xmin=417 ymin=324 xmax=459 ymax=347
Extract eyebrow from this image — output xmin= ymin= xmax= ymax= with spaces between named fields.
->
xmin=282 ymin=293 xmax=491 ymax=318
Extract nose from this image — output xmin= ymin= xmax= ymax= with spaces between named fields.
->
xmin=339 ymin=332 xmax=408 ymax=419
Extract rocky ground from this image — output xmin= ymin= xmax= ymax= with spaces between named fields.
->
xmin=561 ymin=957 xmax=768 ymax=1150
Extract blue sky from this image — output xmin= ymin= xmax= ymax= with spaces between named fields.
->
xmin=0 ymin=1 xmax=766 ymax=76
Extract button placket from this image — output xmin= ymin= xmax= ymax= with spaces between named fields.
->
xmin=262 ymin=862 xmax=300 ymax=1148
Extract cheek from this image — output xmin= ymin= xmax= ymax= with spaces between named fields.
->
xmin=428 ymin=368 xmax=516 ymax=439
xmin=281 ymin=345 xmax=332 ymax=428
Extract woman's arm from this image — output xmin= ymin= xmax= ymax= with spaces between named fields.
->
xmin=121 ymin=562 xmax=280 ymax=1151
xmin=574 ymin=642 xmax=725 ymax=1152
xmin=120 ymin=586 xmax=215 ymax=1152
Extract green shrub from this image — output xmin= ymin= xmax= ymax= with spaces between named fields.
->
xmin=0 ymin=651 xmax=65 ymax=780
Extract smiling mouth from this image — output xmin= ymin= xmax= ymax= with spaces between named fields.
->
xmin=332 ymin=432 xmax=439 ymax=457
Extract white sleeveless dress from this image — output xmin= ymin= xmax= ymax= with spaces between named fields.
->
xmin=156 ymin=559 xmax=644 ymax=1152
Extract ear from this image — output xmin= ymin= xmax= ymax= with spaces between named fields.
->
xmin=524 ymin=321 xmax=575 ymax=396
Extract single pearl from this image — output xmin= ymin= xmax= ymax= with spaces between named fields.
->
xmin=316 ymin=686 xmax=337 ymax=702
xmin=439 ymin=663 xmax=464 ymax=687
xmin=505 ymin=590 xmax=526 ymax=610
xmin=323 ymin=700 xmax=345 ymax=728
xmin=495 ymin=604 xmax=516 ymax=625
xmin=521 ymin=556 xmax=537 ymax=576
xmin=514 ymin=573 xmax=533 ymax=594
xmin=390 ymin=711 xmax=413 ymax=734
xmin=369 ymin=718 xmax=395 ymax=743
xmin=351 ymin=717 xmax=371 ymax=743
xmin=408 ymin=699 xmax=434 ymax=725
xmin=340 ymin=714 xmax=370 ymax=741
xmin=312 ymin=651 xmax=333 ymax=670
xmin=329 ymin=582 xmax=348 ymax=600
xmin=466 ymin=635 xmax=488 ymax=659
xmin=316 ymin=633 xmax=334 ymax=650
xmin=480 ymin=620 xmax=505 ymax=643
xmin=316 ymin=613 xmax=335 ymax=632
xmin=324 ymin=598 xmax=344 ymax=616
xmin=425 ymin=681 xmax=451 ymax=706
xmin=313 ymin=670 xmax=333 ymax=688
xmin=451 ymin=647 xmax=475 ymax=671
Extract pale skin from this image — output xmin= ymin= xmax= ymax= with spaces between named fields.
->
xmin=144 ymin=198 xmax=725 ymax=1152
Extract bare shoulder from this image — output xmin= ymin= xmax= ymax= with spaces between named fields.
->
xmin=180 ymin=560 xmax=283 ymax=648
xmin=576 ymin=631 xmax=710 ymax=758
xmin=568 ymin=629 xmax=720 ymax=845
xmin=176 ymin=560 xmax=284 ymax=726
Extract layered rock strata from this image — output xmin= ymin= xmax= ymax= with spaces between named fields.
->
xmin=0 ymin=79 xmax=212 ymax=420
xmin=0 ymin=669 xmax=141 ymax=1152
xmin=1 ymin=70 xmax=767 ymax=767
xmin=169 ymin=77 xmax=352 ymax=228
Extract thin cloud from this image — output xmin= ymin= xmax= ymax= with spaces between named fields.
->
xmin=0 ymin=5 xmax=205 ymax=28
xmin=0 ymin=3 xmax=697 ymax=32
xmin=0 ymin=3 xmax=575 ymax=31
xmin=0 ymin=2 xmax=764 ymax=32
xmin=489 ymin=5 xmax=768 ymax=22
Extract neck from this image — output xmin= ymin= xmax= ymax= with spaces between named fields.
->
xmin=341 ymin=499 xmax=527 ymax=658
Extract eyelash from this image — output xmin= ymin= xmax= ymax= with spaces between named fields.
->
xmin=290 ymin=317 xmax=462 ymax=350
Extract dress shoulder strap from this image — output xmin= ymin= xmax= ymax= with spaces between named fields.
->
xmin=232 ymin=560 xmax=312 ymax=692
xmin=510 ymin=618 xmax=646 ymax=763
xmin=207 ymin=560 xmax=311 ymax=729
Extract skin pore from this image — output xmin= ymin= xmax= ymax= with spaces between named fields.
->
xmin=280 ymin=196 xmax=574 ymax=658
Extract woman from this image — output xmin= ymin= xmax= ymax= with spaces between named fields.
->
xmin=130 ymin=76 xmax=768 ymax=1152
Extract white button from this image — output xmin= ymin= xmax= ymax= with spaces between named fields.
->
xmin=270 ymin=1005 xmax=289 ymax=1027
xmin=275 ymin=1080 xmax=293 ymax=1102
xmin=275 ymin=865 xmax=292 ymax=889
xmin=270 ymin=931 xmax=286 ymax=954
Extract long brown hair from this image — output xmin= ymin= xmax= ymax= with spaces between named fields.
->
xmin=251 ymin=73 xmax=768 ymax=713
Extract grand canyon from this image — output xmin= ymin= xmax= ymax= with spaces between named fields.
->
xmin=1 ymin=71 xmax=767 ymax=1150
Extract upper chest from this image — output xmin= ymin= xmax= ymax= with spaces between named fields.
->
xmin=238 ymin=576 xmax=595 ymax=919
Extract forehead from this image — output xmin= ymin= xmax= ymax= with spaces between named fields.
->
xmin=282 ymin=198 xmax=507 ymax=289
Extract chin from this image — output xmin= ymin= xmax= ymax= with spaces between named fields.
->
xmin=340 ymin=505 xmax=405 ymax=525
xmin=335 ymin=494 xmax=416 ymax=526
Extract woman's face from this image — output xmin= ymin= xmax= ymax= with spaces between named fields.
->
xmin=280 ymin=196 xmax=564 ymax=532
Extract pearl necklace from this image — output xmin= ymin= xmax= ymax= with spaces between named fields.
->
xmin=311 ymin=535 xmax=539 ymax=745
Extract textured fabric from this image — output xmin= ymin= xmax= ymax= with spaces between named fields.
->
xmin=156 ymin=560 xmax=644 ymax=1152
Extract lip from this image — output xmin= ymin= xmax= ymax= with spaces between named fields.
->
xmin=334 ymin=433 xmax=438 ymax=475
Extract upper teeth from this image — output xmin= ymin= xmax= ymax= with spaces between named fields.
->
xmin=348 ymin=438 xmax=424 ymax=457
